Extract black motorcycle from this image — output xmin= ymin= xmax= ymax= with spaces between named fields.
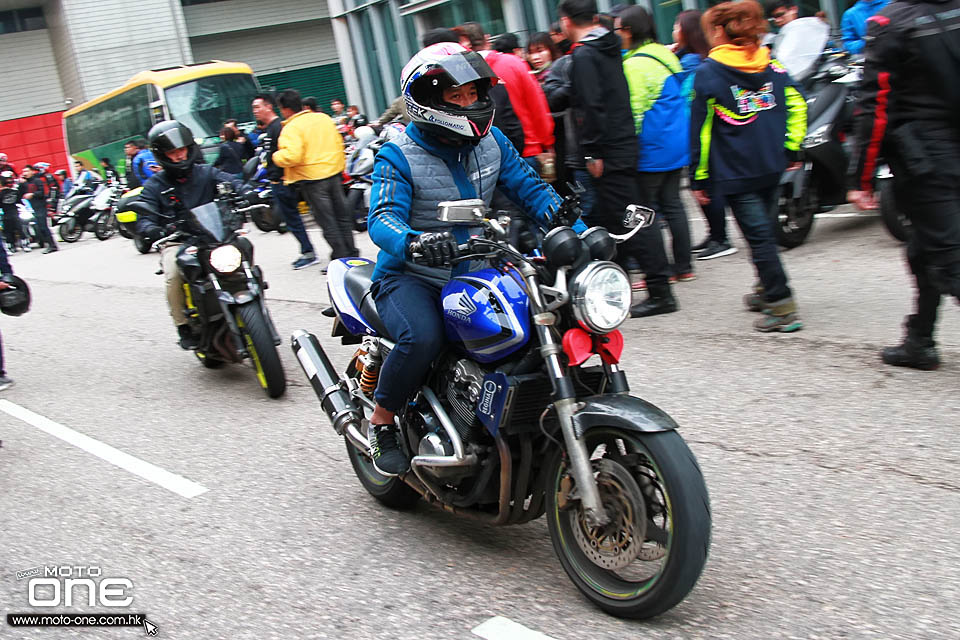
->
xmin=130 ymin=187 xmax=286 ymax=397
xmin=292 ymin=196 xmax=711 ymax=618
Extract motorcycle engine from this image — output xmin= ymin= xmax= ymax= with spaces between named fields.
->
xmin=446 ymin=359 xmax=486 ymax=445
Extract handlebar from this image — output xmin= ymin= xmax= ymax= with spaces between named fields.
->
xmin=150 ymin=230 xmax=183 ymax=252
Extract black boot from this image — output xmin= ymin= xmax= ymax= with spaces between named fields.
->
xmin=881 ymin=337 xmax=940 ymax=370
xmin=177 ymin=324 xmax=199 ymax=350
xmin=630 ymin=282 xmax=678 ymax=318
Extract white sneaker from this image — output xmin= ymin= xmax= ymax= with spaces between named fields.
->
xmin=0 ymin=376 xmax=14 ymax=391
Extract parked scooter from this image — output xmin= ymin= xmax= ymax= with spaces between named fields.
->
xmin=342 ymin=126 xmax=382 ymax=232
xmin=58 ymin=179 xmax=119 ymax=243
xmin=773 ymin=18 xmax=905 ymax=247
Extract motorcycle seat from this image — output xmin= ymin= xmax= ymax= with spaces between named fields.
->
xmin=342 ymin=263 xmax=391 ymax=339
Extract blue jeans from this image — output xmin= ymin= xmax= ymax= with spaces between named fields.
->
xmin=637 ymin=169 xmax=691 ymax=274
xmin=371 ymin=274 xmax=446 ymax=412
xmin=272 ymin=182 xmax=315 ymax=256
xmin=726 ymin=186 xmax=791 ymax=302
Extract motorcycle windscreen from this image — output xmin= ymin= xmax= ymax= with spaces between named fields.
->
xmin=774 ymin=18 xmax=830 ymax=82
xmin=188 ymin=202 xmax=229 ymax=243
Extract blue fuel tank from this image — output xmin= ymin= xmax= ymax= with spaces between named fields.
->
xmin=440 ymin=268 xmax=531 ymax=363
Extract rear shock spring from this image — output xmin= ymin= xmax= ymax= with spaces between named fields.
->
xmin=358 ymin=340 xmax=382 ymax=398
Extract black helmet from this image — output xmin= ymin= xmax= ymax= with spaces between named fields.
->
xmin=148 ymin=120 xmax=202 ymax=179
xmin=352 ymin=114 xmax=369 ymax=128
xmin=0 ymin=274 xmax=31 ymax=317
xmin=0 ymin=170 xmax=14 ymax=187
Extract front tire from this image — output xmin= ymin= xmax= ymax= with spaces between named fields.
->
xmin=346 ymin=189 xmax=367 ymax=232
xmin=879 ymin=178 xmax=908 ymax=242
xmin=775 ymin=180 xmax=816 ymax=249
xmin=546 ymin=428 xmax=711 ymax=619
xmin=95 ymin=213 xmax=117 ymax=240
xmin=133 ymin=234 xmax=152 ymax=254
xmin=251 ymin=205 xmax=279 ymax=232
xmin=235 ymin=302 xmax=285 ymax=398
xmin=59 ymin=217 xmax=82 ymax=243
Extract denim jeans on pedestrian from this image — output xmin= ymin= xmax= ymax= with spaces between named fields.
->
xmin=371 ymin=274 xmax=445 ymax=412
xmin=702 ymin=184 xmax=729 ymax=244
xmin=637 ymin=168 xmax=691 ymax=274
xmin=297 ymin=175 xmax=357 ymax=259
xmin=726 ymin=186 xmax=791 ymax=302
xmin=272 ymin=181 xmax=315 ymax=257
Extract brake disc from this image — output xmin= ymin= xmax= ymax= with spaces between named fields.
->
xmin=569 ymin=458 xmax=647 ymax=570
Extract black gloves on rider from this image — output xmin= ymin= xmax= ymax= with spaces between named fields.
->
xmin=409 ymin=231 xmax=459 ymax=268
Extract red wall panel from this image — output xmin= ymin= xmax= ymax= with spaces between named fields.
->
xmin=0 ymin=111 xmax=68 ymax=175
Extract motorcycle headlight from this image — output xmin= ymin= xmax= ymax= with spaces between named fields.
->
xmin=209 ymin=245 xmax=242 ymax=274
xmin=570 ymin=262 xmax=631 ymax=334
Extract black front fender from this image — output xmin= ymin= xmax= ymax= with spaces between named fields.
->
xmin=572 ymin=395 xmax=678 ymax=437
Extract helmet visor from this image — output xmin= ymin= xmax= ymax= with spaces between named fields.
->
xmin=157 ymin=126 xmax=194 ymax=151
xmin=422 ymin=52 xmax=498 ymax=89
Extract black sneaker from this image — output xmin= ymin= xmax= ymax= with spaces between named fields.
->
xmin=691 ymin=237 xmax=712 ymax=253
xmin=881 ymin=339 xmax=940 ymax=371
xmin=369 ymin=423 xmax=409 ymax=476
xmin=697 ymin=241 xmax=738 ymax=260
xmin=177 ymin=325 xmax=199 ymax=350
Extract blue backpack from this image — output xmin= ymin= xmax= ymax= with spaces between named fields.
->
xmin=632 ymin=52 xmax=690 ymax=172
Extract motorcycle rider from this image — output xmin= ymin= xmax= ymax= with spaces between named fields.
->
xmin=365 ymin=42 xmax=586 ymax=475
xmin=847 ymin=0 xmax=960 ymax=370
xmin=136 ymin=120 xmax=243 ymax=350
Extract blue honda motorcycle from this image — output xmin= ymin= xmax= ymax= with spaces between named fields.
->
xmin=292 ymin=197 xmax=711 ymax=619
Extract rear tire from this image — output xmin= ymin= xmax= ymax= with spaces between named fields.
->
xmin=346 ymin=437 xmax=421 ymax=509
xmin=546 ymin=428 xmax=711 ymax=619
xmin=59 ymin=218 xmax=82 ymax=243
xmin=879 ymin=178 xmax=908 ymax=242
xmin=775 ymin=180 xmax=816 ymax=249
xmin=118 ymin=225 xmax=132 ymax=239
xmin=235 ymin=302 xmax=286 ymax=398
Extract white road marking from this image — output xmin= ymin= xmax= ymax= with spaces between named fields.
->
xmin=471 ymin=616 xmax=557 ymax=640
xmin=0 ymin=400 xmax=209 ymax=498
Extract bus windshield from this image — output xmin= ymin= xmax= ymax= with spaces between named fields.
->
xmin=165 ymin=74 xmax=259 ymax=144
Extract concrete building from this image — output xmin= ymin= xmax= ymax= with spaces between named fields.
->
xmin=0 ymin=0 xmax=344 ymax=173
xmin=0 ymin=0 xmax=848 ymax=174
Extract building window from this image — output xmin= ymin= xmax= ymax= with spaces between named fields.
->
xmin=180 ymin=0 xmax=228 ymax=6
xmin=419 ymin=0 xmax=505 ymax=36
xmin=0 ymin=8 xmax=47 ymax=34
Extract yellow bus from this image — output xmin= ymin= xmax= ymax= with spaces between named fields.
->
xmin=63 ymin=60 xmax=261 ymax=176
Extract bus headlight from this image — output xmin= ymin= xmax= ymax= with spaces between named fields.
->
xmin=570 ymin=262 xmax=631 ymax=334
xmin=209 ymin=245 xmax=242 ymax=274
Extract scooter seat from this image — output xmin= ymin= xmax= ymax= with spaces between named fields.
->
xmin=342 ymin=263 xmax=391 ymax=339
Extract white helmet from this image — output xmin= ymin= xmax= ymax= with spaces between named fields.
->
xmin=400 ymin=42 xmax=499 ymax=144
xmin=353 ymin=125 xmax=376 ymax=145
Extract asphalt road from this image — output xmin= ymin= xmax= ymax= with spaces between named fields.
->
xmin=1 ymin=207 xmax=958 ymax=640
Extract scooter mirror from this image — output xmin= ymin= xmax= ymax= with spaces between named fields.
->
xmin=436 ymin=199 xmax=486 ymax=223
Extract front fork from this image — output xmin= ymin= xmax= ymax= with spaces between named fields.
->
xmin=520 ymin=263 xmax=610 ymax=528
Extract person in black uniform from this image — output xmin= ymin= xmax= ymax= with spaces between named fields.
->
xmin=136 ymin=120 xmax=242 ymax=349
xmin=1 ymin=171 xmax=24 ymax=252
xmin=19 ymin=166 xmax=57 ymax=253
xmin=847 ymin=0 xmax=960 ymax=370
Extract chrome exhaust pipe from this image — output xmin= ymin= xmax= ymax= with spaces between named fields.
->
xmin=291 ymin=330 xmax=363 ymax=438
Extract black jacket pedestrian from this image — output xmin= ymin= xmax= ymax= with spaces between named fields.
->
xmin=490 ymin=84 xmax=525 ymax=155
xmin=568 ymin=28 xmax=638 ymax=170
xmin=136 ymin=164 xmax=241 ymax=239
xmin=850 ymin=0 xmax=960 ymax=191
xmin=541 ymin=54 xmax=584 ymax=171
xmin=213 ymin=141 xmax=245 ymax=175
xmin=261 ymin=117 xmax=285 ymax=182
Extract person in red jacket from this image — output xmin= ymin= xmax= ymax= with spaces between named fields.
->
xmin=457 ymin=22 xmax=556 ymax=173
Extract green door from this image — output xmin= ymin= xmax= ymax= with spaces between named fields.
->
xmin=257 ymin=64 xmax=347 ymax=116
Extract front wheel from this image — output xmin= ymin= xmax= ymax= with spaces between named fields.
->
xmin=775 ymin=180 xmax=816 ymax=249
xmin=95 ymin=212 xmax=117 ymax=240
xmin=59 ymin=217 xmax=82 ymax=243
xmin=235 ymin=302 xmax=285 ymax=398
xmin=546 ymin=428 xmax=711 ymax=619
xmin=251 ymin=205 xmax=279 ymax=232
xmin=878 ymin=178 xmax=908 ymax=242
xmin=346 ymin=189 xmax=367 ymax=232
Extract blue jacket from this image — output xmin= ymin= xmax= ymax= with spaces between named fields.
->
xmin=369 ymin=123 xmax=584 ymax=283
xmin=842 ymin=0 xmax=890 ymax=54
xmin=132 ymin=149 xmax=158 ymax=181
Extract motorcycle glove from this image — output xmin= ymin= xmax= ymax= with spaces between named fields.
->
xmin=163 ymin=222 xmax=180 ymax=236
xmin=409 ymin=231 xmax=459 ymax=268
